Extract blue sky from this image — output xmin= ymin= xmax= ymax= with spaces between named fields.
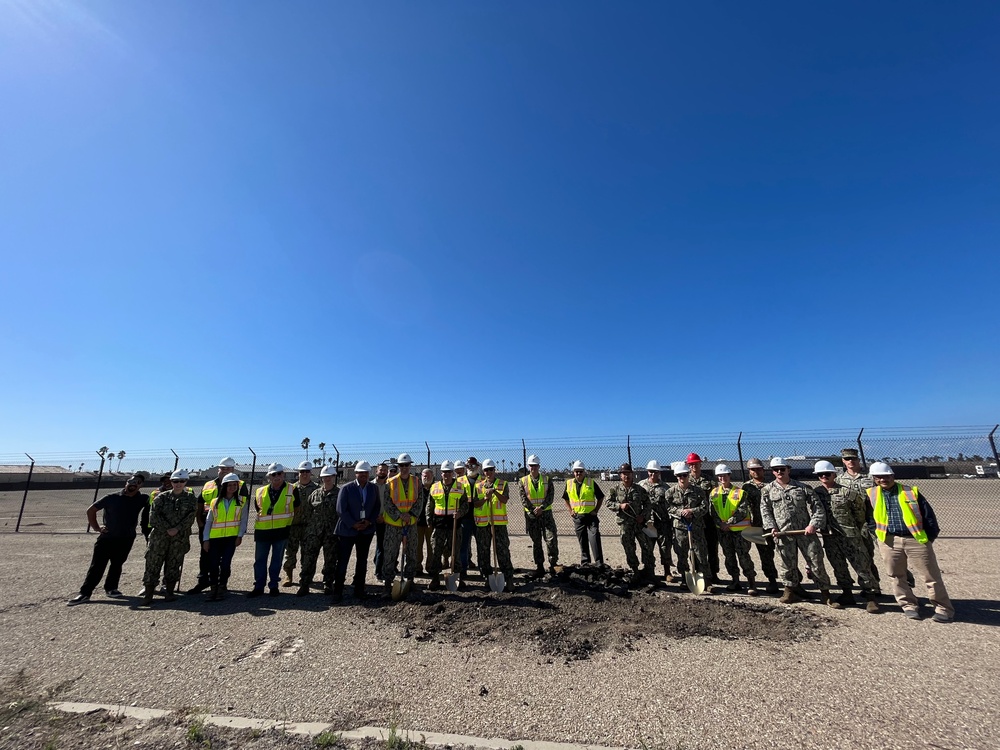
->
xmin=1 ymin=1 xmax=998 ymax=456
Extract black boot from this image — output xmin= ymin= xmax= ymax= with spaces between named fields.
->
xmin=208 ymin=585 xmax=220 ymax=601
xmin=836 ymin=585 xmax=856 ymax=607
xmin=163 ymin=584 xmax=177 ymax=602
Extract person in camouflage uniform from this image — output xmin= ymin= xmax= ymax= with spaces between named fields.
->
xmin=283 ymin=463 xmax=319 ymax=586
xmin=813 ymin=462 xmax=880 ymax=612
xmin=639 ymin=461 xmax=674 ymax=581
xmin=473 ymin=461 xmax=516 ymax=592
xmin=427 ymin=461 xmax=470 ymax=591
xmin=381 ymin=454 xmax=422 ymax=596
xmin=740 ymin=458 xmax=780 ymax=594
xmin=709 ymin=465 xmax=757 ymax=594
xmin=686 ymin=454 xmax=720 ymax=583
xmin=759 ymin=458 xmax=841 ymax=608
xmin=141 ymin=470 xmax=198 ymax=605
xmin=606 ymin=463 xmax=655 ymax=580
xmin=836 ymin=447 xmax=882 ymax=586
xmin=665 ymin=462 xmax=712 ymax=588
xmin=296 ymin=465 xmax=340 ymax=596
xmin=519 ymin=455 xmax=559 ymax=577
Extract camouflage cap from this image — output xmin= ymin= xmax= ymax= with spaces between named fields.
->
xmin=840 ymin=448 xmax=860 ymax=459
xmin=618 ymin=463 xmax=633 ymax=473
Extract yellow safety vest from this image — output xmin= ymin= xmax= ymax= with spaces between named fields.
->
xmin=474 ymin=479 xmax=508 ymax=526
xmin=208 ymin=497 xmax=243 ymax=538
xmin=201 ymin=478 xmax=246 ymax=505
xmin=867 ymin=485 xmax=928 ymax=544
xmin=566 ymin=479 xmax=597 ymax=514
xmin=254 ymin=483 xmax=294 ymax=531
xmin=431 ymin=482 xmax=465 ymax=516
xmin=710 ymin=486 xmax=750 ymax=530
xmin=521 ymin=475 xmax=550 ymax=513
xmin=385 ymin=475 xmax=419 ymax=526
xmin=457 ymin=475 xmax=479 ymax=502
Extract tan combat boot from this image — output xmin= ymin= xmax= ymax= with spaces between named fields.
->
xmin=282 ymin=571 xmax=295 ymax=587
xmin=821 ymin=590 xmax=843 ymax=609
xmin=865 ymin=594 xmax=881 ymax=614
xmin=779 ymin=587 xmax=802 ymax=604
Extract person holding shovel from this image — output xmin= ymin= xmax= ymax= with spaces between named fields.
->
xmin=474 ymin=459 xmax=516 ymax=593
xmin=606 ymin=463 xmax=656 ymax=583
xmin=427 ymin=460 xmax=469 ymax=591
xmin=640 ymin=460 xmax=675 ymax=583
xmin=381 ymin=453 xmax=421 ymax=599
xmin=739 ymin=459 xmax=780 ymax=594
xmin=665 ymin=462 xmax=712 ymax=593
xmin=708 ymin=465 xmax=757 ymax=595
xmin=760 ymin=457 xmax=841 ymax=608
xmin=519 ymin=454 xmax=559 ymax=579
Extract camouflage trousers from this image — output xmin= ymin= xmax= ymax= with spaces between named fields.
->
xmin=862 ymin=531 xmax=881 ymax=583
xmin=672 ymin=524 xmax=711 ymax=577
xmin=777 ymin=534 xmax=831 ymax=588
xmin=524 ymin=510 xmax=559 ymax=568
xmin=619 ymin=521 xmax=656 ymax=572
xmin=824 ymin=533 xmax=879 ymax=594
xmin=428 ymin=523 xmax=464 ymax=576
xmin=751 ymin=537 xmax=779 ymax=582
xmin=473 ymin=525 xmax=515 ymax=579
xmin=143 ymin=533 xmax=190 ymax=589
xmin=382 ymin=524 xmax=418 ymax=582
xmin=653 ymin=520 xmax=675 ymax=573
xmin=282 ymin=523 xmax=308 ymax=577
xmin=719 ymin=528 xmax=756 ymax=581
xmin=299 ymin=527 xmax=338 ymax=587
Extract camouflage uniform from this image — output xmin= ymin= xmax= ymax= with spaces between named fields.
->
xmin=382 ymin=474 xmax=422 ymax=584
xmin=142 ymin=490 xmax=198 ymax=590
xmin=606 ymin=482 xmax=655 ymax=573
xmin=815 ymin=484 xmax=878 ymax=595
xmin=298 ymin=484 xmax=339 ymax=590
xmin=665 ymin=484 xmax=711 ymax=577
xmin=518 ymin=475 xmax=559 ymax=569
xmin=283 ymin=479 xmax=318 ymax=580
xmin=639 ymin=478 xmax=674 ymax=575
xmin=741 ymin=479 xmax=779 ymax=584
xmin=759 ymin=479 xmax=832 ymax=588
xmin=427 ymin=482 xmax=469 ymax=577
xmin=837 ymin=470 xmax=880 ymax=583
xmin=709 ymin=485 xmax=756 ymax=583
xmin=690 ymin=473 xmax=720 ymax=579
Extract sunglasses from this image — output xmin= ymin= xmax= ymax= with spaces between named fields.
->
xmin=818 ymin=472 xmax=835 ymax=478
xmin=170 ymin=479 xmax=186 ymax=484
xmin=772 ymin=467 xmax=788 ymax=473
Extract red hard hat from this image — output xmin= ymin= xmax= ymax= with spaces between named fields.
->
xmin=685 ymin=452 xmax=703 ymax=465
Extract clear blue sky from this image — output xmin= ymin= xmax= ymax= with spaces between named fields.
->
xmin=1 ymin=1 xmax=998 ymax=456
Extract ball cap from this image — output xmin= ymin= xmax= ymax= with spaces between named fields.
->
xmin=841 ymin=448 xmax=860 ymax=459
xmin=618 ymin=463 xmax=633 ymax=473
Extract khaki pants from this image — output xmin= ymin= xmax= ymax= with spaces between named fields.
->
xmin=879 ymin=534 xmax=954 ymax=618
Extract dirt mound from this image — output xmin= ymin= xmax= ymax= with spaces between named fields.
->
xmin=369 ymin=566 xmax=836 ymax=661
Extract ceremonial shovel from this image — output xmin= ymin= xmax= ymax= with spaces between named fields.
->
xmin=391 ymin=526 xmax=412 ymax=601
xmin=684 ymin=524 xmax=707 ymax=595
xmin=446 ymin=510 xmax=461 ymax=592
xmin=740 ymin=526 xmax=810 ymax=546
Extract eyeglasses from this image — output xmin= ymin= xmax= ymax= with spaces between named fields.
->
xmin=170 ymin=479 xmax=185 ymax=484
xmin=772 ymin=467 xmax=788 ymax=473
xmin=818 ymin=472 xmax=835 ymax=478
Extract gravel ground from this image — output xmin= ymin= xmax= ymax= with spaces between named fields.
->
xmin=1 ymin=525 xmax=998 ymax=750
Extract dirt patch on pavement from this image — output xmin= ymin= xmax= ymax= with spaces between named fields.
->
xmin=369 ymin=565 xmax=836 ymax=661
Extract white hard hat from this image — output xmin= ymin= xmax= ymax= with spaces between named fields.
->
xmin=354 ymin=461 xmax=372 ymax=473
xmin=769 ymin=457 xmax=789 ymax=468
xmin=397 ymin=453 xmax=413 ymax=465
xmin=216 ymin=457 xmax=237 ymax=469
xmin=440 ymin=460 xmax=455 ymax=472
xmin=571 ymin=460 xmax=586 ymax=471
xmin=297 ymin=461 xmax=313 ymax=472
xmin=482 ymin=459 xmax=496 ymax=469
xmin=869 ymin=462 xmax=894 ymax=476
xmin=320 ymin=465 xmax=337 ymax=478
xmin=813 ymin=460 xmax=838 ymax=474
xmin=671 ymin=461 xmax=689 ymax=475
xmin=170 ymin=469 xmax=189 ymax=481
xmin=453 ymin=460 xmax=466 ymax=470
xmin=266 ymin=463 xmax=285 ymax=475
xmin=527 ymin=454 xmax=541 ymax=466
xmin=221 ymin=472 xmax=240 ymax=484
xmin=646 ymin=460 xmax=661 ymax=472
xmin=714 ymin=464 xmax=732 ymax=476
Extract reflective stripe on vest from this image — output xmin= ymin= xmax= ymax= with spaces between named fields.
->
xmin=457 ymin=475 xmax=479 ymax=503
xmin=431 ymin=482 xmax=464 ymax=516
xmin=385 ymin=475 xmax=419 ymax=526
xmin=566 ymin=478 xmax=597 ymax=513
xmin=710 ymin=486 xmax=750 ymax=529
xmin=254 ymin=484 xmax=294 ymax=530
xmin=867 ymin=485 xmax=927 ymax=544
xmin=203 ymin=478 xmax=245 ymax=505
xmin=474 ymin=479 xmax=508 ymax=526
xmin=521 ymin=475 xmax=550 ymax=513
xmin=208 ymin=497 xmax=243 ymax=538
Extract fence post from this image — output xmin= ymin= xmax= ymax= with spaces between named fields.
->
xmin=89 ymin=450 xmax=106 ymax=533
xmin=856 ymin=428 xmax=866 ymax=469
xmin=627 ymin=435 xmax=632 ymax=467
xmin=14 ymin=454 xmax=35 ymax=533
xmin=171 ymin=449 xmax=179 ymax=471
xmin=425 ymin=441 xmax=431 ymax=469
xmin=736 ymin=432 xmax=745 ymax=482
xmin=988 ymin=425 xmax=1000 ymax=479
xmin=522 ymin=438 xmax=527 ymax=470
xmin=247 ymin=447 xmax=257 ymax=500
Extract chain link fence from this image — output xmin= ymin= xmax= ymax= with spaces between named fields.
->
xmin=2 ymin=426 xmax=998 ymax=537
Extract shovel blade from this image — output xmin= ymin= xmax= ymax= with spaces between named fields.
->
xmin=391 ymin=580 xmax=404 ymax=601
xmin=741 ymin=528 xmax=770 ymax=545
xmin=685 ymin=571 xmax=707 ymax=595
xmin=488 ymin=573 xmax=505 ymax=593
xmin=445 ymin=573 xmax=459 ymax=592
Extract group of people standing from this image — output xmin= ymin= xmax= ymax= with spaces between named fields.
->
xmin=67 ymin=448 xmax=955 ymax=622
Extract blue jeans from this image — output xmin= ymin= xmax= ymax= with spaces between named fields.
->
xmin=254 ymin=538 xmax=288 ymax=591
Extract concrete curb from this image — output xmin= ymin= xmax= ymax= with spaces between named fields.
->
xmin=48 ymin=702 xmax=625 ymax=750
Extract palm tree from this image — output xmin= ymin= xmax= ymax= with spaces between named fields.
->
xmin=313 ymin=458 xmax=322 ymax=468
xmin=117 ymin=450 xmax=126 ymax=472
xmin=106 ymin=449 xmax=113 ymax=473
xmin=301 ymin=437 xmax=311 ymax=461
xmin=318 ymin=442 xmax=326 ymax=464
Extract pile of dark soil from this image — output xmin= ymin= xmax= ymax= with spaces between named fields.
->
xmin=370 ymin=565 xmax=836 ymax=661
